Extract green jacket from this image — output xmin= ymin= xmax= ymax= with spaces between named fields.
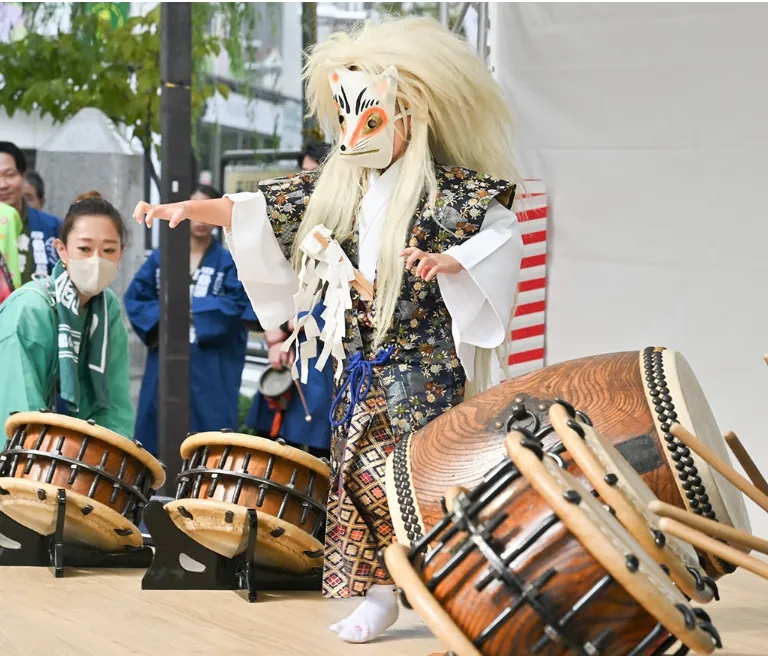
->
xmin=0 ymin=279 xmax=135 ymax=439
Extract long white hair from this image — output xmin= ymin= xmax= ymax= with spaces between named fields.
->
xmin=296 ymin=16 xmax=521 ymax=392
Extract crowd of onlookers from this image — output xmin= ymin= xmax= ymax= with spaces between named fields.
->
xmin=0 ymin=139 xmax=333 ymax=458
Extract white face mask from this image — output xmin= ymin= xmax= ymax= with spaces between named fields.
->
xmin=66 ymin=254 xmax=118 ymax=296
xmin=329 ymin=66 xmax=403 ymax=169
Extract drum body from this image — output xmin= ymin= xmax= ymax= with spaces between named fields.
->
xmin=385 ymin=437 xmax=719 ymax=656
xmin=0 ymin=411 xmax=165 ymax=550
xmin=169 ymin=432 xmax=329 ymax=574
xmin=387 ymin=347 xmax=750 ymax=577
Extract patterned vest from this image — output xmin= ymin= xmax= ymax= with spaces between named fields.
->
xmin=259 ymin=163 xmax=515 ymax=436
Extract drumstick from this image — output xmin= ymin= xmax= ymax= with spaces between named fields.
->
xmin=292 ymin=379 xmax=312 ymax=422
xmin=313 ymin=232 xmax=374 ymax=301
xmin=670 ymin=423 xmax=768 ymax=515
xmin=725 ymin=431 xmax=768 ymax=496
xmin=649 ymin=499 xmax=768 ymax=556
xmin=658 ymin=518 xmax=768 ymax=582
xmin=443 ymin=486 xmax=470 ymax=513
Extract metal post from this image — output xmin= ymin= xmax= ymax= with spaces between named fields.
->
xmin=143 ymin=146 xmax=153 ymax=254
xmin=301 ymin=2 xmax=318 ymax=139
xmin=439 ymin=2 xmax=449 ymax=28
xmin=476 ymin=2 xmax=489 ymax=64
xmin=452 ymin=2 xmax=471 ymax=34
xmin=158 ymin=2 xmax=192 ymax=495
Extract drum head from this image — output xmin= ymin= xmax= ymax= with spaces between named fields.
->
xmin=551 ymin=404 xmax=711 ymax=603
xmin=165 ymin=498 xmax=323 ymax=575
xmin=0 ymin=478 xmax=143 ymax=551
xmin=4 ymin=411 xmax=166 ymax=489
xmin=643 ymin=350 xmax=751 ymax=535
xmin=258 ymin=367 xmax=294 ymax=398
xmin=507 ymin=434 xmax=718 ymax=655
xmin=180 ymin=432 xmax=330 ymax=479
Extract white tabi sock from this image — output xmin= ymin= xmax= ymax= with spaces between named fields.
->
xmin=329 ymin=584 xmax=400 ymax=643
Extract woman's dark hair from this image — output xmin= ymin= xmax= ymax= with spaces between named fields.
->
xmin=25 ymin=170 xmax=45 ymax=202
xmin=194 ymin=183 xmax=222 ymax=199
xmin=62 ymin=191 xmax=127 ymax=247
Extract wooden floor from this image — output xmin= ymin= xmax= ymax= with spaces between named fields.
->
xmin=0 ymin=567 xmax=764 ymax=655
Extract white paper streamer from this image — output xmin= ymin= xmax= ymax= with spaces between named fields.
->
xmin=280 ymin=225 xmax=357 ymax=382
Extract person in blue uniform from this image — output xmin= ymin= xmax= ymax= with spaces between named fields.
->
xmin=124 ymin=184 xmax=251 ymax=454
xmin=0 ymin=142 xmax=61 ymax=284
xmin=245 ymin=302 xmax=334 ymax=458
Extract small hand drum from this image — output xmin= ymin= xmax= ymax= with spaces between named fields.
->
xmin=258 ymin=367 xmax=294 ymax=399
xmin=168 ymin=432 xmax=329 ymax=575
xmin=385 ymin=434 xmax=722 ymax=656
xmin=0 ymin=411 xmax=166 ymax=551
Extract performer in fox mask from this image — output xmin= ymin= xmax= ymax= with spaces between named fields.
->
xmin=134 ymin=16 xmax=523 ymax=644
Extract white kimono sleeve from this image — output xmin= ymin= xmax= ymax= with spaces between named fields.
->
xmin=223 ymin=191 xmax=298 ymax=330
xmin=437 ymin=200 xmax=522 ymax=379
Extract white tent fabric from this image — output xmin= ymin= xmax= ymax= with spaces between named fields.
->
xmin=490 ymin=3 xmax=768 ymax=535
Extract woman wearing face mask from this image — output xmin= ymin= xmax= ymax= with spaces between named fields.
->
xmin=0 ymin=191 xmax=134 ymax=440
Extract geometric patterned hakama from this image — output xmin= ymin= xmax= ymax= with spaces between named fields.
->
xmin=322 ymin=385 xmax=399 ymax=598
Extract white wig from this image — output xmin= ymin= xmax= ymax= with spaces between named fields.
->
xmin=296 ymin=16 xmax=521 ymax=392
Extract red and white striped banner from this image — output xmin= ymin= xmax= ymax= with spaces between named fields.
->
xmin=506 ymin=179 xmax=547 ymax=379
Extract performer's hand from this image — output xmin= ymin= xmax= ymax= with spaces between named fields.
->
xmin=268 ymin=342 xmax=295 ymax=369
xmin=400 ymin=247 xmax=464 ymax=282
xmin=133 ymin=201 xmax=189 ymax=228
xmin=264 ymin=328 xmax=288 ymax=347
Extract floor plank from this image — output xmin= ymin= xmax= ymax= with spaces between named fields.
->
xmin=0 ymin=567 xmax=764 ymax=654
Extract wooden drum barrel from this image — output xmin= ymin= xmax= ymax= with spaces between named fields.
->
xmin=384 ymin=433 xmax=722 ymax=656
xmin=166 ymin=432 xmax=330 ymax=575
xmin=0 ymin=411 xmax=166 ymax=551
xmin=386 ymin=347 xmax=750 ymax=578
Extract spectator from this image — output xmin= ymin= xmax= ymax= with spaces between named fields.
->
xmin=125 ymin=183 xmax=252 ymax=455
xmin=298 ymin=141 xmax=330 ymax=172
xmin=0 ymin=142 xmax=61 ymax=284
xmin=23 ymin=170 xmax=46 ymax=210
xmin=0 ymin=202 xmax=22 ymax=302
xmin=245 ymin=303 xmax=334 ymax=458
xmin=0 ymin=192 xmax=134 ymax=440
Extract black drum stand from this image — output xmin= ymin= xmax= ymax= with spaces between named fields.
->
xmin=140 ymin=500 xmax=322 ymax=602
xmin=0 ymin=489 xmax=153 ymax=577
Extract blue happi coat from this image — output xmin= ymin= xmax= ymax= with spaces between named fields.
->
xmin=125 ymin=240 xmax=251 ymax=454
xmin=246 ymin=302 xmax=334 ymax=451
xmin=27 ymin=206 xmax=61 ymax=277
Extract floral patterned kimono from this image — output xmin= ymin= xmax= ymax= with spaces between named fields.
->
xmin=226 ymin=162 xmax=519 ymax=598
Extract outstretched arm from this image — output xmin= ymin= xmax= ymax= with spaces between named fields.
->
xmin=133 ymin=192 xmax=299 ymax=331
xmin=133 ymin=197 xmax=234 ymax=229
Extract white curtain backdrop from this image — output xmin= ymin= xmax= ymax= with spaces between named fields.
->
xmin=490 ymin=3 xmax=768 ymax=536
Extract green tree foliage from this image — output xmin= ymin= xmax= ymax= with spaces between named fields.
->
xmin=0 ymin=3 xmax=261 ymax=181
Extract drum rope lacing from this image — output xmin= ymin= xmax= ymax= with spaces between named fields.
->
xmin=642 ymin=347 xmax=734 ymax=575
xmin=0 ymin=417 xmax=154 ymax=525
xmin=400 ymin=404 xmax=722 ymax=655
